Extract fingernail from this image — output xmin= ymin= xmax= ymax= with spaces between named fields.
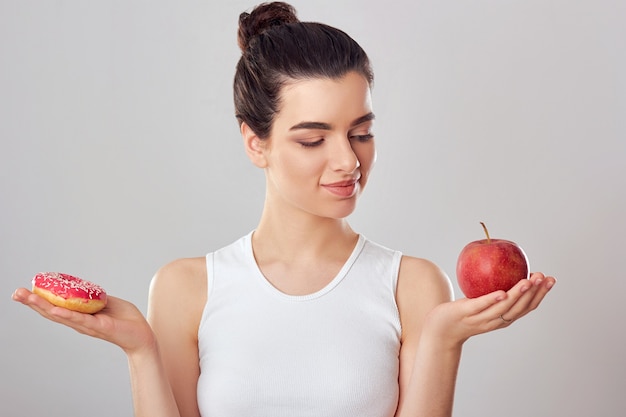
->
xmin=494 ymin=290 xmax=507 ymax=301
xmin=520 ymin=285 xmax=530 ymax=293
xmin=546 ymin=280 xmax=555 ymax=289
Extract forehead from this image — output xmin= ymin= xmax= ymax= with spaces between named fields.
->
xmin=274 ymin=72 xmax=373 ymax=130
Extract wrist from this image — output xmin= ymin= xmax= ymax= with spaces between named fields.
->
xmin=123 ymin=328 xmax=159 ymax=358
xmin=421 ymin=310 xmax=466 ymax=353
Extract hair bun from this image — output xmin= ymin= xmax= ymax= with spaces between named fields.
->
xmin=237 ymin=2 xmax=299 ymax=52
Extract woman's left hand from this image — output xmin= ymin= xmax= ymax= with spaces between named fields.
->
xmin=425 ymin=272 xmax=556 ymax=348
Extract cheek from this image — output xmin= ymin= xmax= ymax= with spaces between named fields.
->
xmin=356 ymin=144 xmax=376 ymax=174
xmin=277 ymin=150 xmax=325 ymax=182
xmin=354 ymin=145 xmax=376 ymax=190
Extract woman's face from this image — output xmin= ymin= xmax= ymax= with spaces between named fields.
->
xmin=260 ymin=71 xmax=377 ymax=220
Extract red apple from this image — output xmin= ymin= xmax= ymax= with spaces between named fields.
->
xmin=456 ymin=222 xmax=529 ymax=298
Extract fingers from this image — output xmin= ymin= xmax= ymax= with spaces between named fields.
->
xmin=433 ymin=272 xmax=556 ymax=344
xmin=13 ymin=287 xmax=154 ymax=353
xmin=12 ymin=287 xmax=32 ymax=303
xmin=495 ymin=272 xmax=556 ymax=326
xmin=13 ymin=287 xmax=59 ymax=320
xmin=520 ymin=273 xmax=555 ymax=311
xmin=462 ymin=289 xmax=508 ymax=313
xmin=13 ymin=287 xmax=97 ymax=332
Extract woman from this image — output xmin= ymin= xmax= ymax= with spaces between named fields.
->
xmin=12 ymin=2 xmax=556 ymax=417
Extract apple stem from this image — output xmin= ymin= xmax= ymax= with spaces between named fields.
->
xmin=480 ymin=222 xmax=491 ymax=244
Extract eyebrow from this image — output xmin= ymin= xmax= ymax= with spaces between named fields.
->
xmin=289 ymin=112 xmax=375 ymax=131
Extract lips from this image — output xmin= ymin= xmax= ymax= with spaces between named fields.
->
xmin=321 ymin=177 xmax=361 ymax=198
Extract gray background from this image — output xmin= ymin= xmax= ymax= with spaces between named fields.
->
xmin=1 ymin=1 xmax=624 ymax=416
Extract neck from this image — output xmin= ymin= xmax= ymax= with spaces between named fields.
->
xmin=253 ymin=201 xmax=358 ymax=262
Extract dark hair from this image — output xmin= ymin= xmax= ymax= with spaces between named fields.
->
xmin=234 ymin=2 xmax=374 ymax=139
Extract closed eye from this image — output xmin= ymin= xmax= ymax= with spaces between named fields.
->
xmin=350 ymin=134 xmax=374 ymax=142
xmin=299 ymin=138 xmax=325 ymax=148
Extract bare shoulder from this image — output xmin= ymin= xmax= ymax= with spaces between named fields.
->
xmin=397 ymin=256 xmax=453 ymax=302
xmin=150 ymin=257 xmax=207 ymax=299
xmin=148 ymin=257 xmax=208 ymax=330
xmin=151 ymin=257 xmax=207 ymax=287
xmin=396 ymin=255 xmax=454 ymax=342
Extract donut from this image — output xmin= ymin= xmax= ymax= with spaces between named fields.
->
xmin=32 ymin=272 xmax=107 ymax=314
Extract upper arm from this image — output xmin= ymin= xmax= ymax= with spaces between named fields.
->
xmin=396 ymin=256 xmax=454 ymax=399
xmin=147 ymin=257 xmax=207 ymax=417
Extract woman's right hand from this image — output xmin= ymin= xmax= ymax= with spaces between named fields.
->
xmin=12 ymin=287 xmax=156 ymax=355
xmin=423 ymin=272 xmax=556 ymax=349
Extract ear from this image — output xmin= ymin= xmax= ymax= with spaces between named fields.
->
xmin=241 ymin=122 xmax=268 ymax=168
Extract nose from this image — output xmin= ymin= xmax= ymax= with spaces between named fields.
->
xmin=329 ymin=138 xmax=360 ymax=173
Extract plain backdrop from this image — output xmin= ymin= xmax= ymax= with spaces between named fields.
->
xmin=1 ymin=1 xmax=624 ymax=416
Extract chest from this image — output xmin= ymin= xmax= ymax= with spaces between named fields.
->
xmin=197 ymin=290 xmax=401 ymax=417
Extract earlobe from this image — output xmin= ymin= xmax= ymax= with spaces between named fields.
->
xmin=241 ymin=122 xmax=268 ymax=168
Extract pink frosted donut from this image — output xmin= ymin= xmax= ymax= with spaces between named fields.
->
xmin=32 ymin=272 xmax=107 ymax=314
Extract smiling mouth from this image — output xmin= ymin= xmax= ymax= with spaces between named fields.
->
xmin=323 ymin=179 xmax=358 ymax=187
xmin=321 ymin=178 xmax=360 ymax=197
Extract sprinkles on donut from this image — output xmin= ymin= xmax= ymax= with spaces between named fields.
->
xmin=32 ymin=272 xmax=108 ymax=314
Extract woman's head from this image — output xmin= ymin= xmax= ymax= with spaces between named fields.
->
xmin=234 ymin=2 xmax=374 ymax=139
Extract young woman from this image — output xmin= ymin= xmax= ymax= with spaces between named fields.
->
xmin=13 ymin=2 xmax=556 ymax=417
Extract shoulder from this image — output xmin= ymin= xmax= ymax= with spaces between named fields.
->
xmin=148 ymin=257 xmax=208 ymax=331
xmin=150 ymin=257 xmax=207 ymax=296
xmin=396 ymin=255 xmax=454 ymax=342
xmin=397 ymin=256 xmax=453 ymax=300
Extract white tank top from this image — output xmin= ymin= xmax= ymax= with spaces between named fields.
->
xmin=197 ymin=232 xmax=402 ymax=417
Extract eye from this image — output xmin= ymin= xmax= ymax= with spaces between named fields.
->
xmin=299 ymin=139 xmax=325 ymax=148
xmin=350 ymin=133 xmax=374 ymax=143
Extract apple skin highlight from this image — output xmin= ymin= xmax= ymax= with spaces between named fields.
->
xmin=456 ymin=223 xmax=530 ymax=298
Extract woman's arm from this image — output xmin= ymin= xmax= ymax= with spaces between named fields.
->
xmin=126 ymin=339 xmax=181 ymax=417
xmin=12 ymin=257 xmax=208 ymax=417
xmin=394 ymin=257 xmax=456 ymax=417
xmin=11 ymin=290 xmax=181 ymax=417
xmin=394 ymin=257 xmax=555 ymax=417
xmin=147 ymin=258 xmax=207 ymax=417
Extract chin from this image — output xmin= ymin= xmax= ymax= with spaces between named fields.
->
xmin=326 ymin=200 xmax=359 ymax=220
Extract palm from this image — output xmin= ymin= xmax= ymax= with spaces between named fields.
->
xmin=13 ymin=288 xmax=153 ymax=353
xmin=426 ymin=273 xmax=556 ymax=346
